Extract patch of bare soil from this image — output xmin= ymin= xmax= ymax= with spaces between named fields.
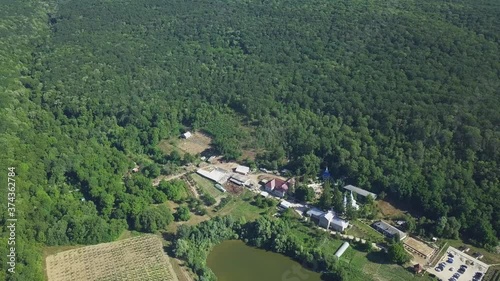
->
xmin=224 ymin=182 xmax=245 ymax=195
xmin=177 ymin=132 xmax=212 ymax=155
xmin=377 ymin=199 xmax=406 ymax=218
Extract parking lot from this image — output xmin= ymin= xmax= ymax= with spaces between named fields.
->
xmin=428 ymin=246 xmax=489 ymax=281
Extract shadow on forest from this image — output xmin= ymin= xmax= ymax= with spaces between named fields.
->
xmin=162 ymin=232 xmax=177 ymax=257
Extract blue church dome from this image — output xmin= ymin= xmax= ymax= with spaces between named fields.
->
xmin=322 ymin=167 xmax=331 ymax=180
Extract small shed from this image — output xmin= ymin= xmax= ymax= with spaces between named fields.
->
xmin=335 ymin=242 xmax=349 ymax=258
xmin=182 ymin=131 xmax=192 ymax=139
xmin=279 ymin=200 xmax=293 ymax=209
xmin=235 ymin=165 xmax=250 ymax=175
xmin=306 ymin=208 xmax=324 ymax=219
xmin=413 ymin=264 xmax=423 ymax=274
xmin=214 ymin=184 xmax=227 ymax=193
xmin=229 ymin=174 xmax=250 ymax=186
xmin=259 ymin=191 xmax=270 ymax=198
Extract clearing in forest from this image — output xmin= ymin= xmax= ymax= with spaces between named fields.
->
xmin=177 ymin=131 xmax=212 ymax=155
xmin=377 ymin=199 xmax=406 ymax=218
xmin=45 ymin=235 xmax=179 ymax=281
xmin=158 ymin=131 xmax=212 ymax=156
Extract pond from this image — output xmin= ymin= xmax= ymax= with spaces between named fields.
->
xmin=207 ymin=240 xmax=322 ymax=281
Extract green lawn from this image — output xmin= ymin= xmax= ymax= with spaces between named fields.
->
xmin=348 ymin=220 xmax=385 ymax=243
xmin=285 ymin=218 xmax=433 ymax=281
xmin=158 ymin=139 xmax=184 ymax=156
xmin=214 ymin=191 xmax=273 ymax=221
xmin=483 ymin=266 xmax=500 ymax=281
xmin=339 ymin=249 xmax=434 ymax=281
xmin=190 ymin=173 xmax=223 ymax=198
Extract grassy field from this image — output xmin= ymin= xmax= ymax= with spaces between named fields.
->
xmin=158 ymin=139 xmax=184 ymax=156
xmin=377 ymin=199 xmax=407 ymax=219
xmin=484 ymin=266 xmax=500 ymax=281
xmin=340 ymin=249 xmax=434 ymax=281
xmin=117 ymin=230 xmax=145 ymax=241
xmin=190 ymin=173 xmax=223 ymax=198
xmin=158 ymin=132 xmax=212 ymax=156
xmin=287 ymin=218 xmax=433 ymax=281
xmin=348 ymin=220 xmax=386 ymax=243
xmin=213 ymin=190 xmax=274 ymax=221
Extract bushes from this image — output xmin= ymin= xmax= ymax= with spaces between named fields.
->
xmin=173 ymin=216 xmax=240 ymax=281
xmin=387 ymin=242 xmax=411 ymax=265
xmin=214 ymin=197 xmax=231 ymax=211
xmin=134 ymin=205 xmax=174 ymax=233
xmin=254 ymin=196 xmax=276 ymax=208
xmin=175 ymin=205 xmax=191 ymax=221
xmin=158 ymin=179 xmax=188 ymax=202
xmin=201 ymin=193 xmax=217 ymax=206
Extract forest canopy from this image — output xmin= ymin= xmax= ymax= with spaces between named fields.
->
xmin=0 ymin=0 xmax=499 ymax=279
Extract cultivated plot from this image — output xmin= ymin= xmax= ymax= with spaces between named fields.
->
xmin=46 ymin=235 xmax=179 ymax=281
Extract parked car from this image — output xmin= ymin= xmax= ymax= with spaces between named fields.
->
xmin=435 ymin=267 xmax=443 ymax=272
xmin=453 ymin=273 xmax=460 ymax=278
xmin=447 ymin=258 xmax=454 ymax=263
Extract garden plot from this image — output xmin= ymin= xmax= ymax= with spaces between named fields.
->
xmin=46 ymin=235 xmax=178 ymax=281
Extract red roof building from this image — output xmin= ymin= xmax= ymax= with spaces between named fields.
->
xmin=265 ymin=178 xmax=289 ymax=198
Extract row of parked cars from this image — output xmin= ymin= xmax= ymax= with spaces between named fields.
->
xmin=473 ymin=271 xmax=484 ymax=281
xmin=435 ymin=252 xmax=483 ymax=281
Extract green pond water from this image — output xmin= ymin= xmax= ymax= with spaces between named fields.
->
xmin=207 ymin=240 xmax=322 ymax=281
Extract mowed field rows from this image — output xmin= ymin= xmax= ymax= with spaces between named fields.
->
xmin=46 ymin=235 xmax=178 ymax=281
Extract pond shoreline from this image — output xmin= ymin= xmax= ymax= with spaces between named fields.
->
xmin=207 ymin=239 xmax=322 ymax=281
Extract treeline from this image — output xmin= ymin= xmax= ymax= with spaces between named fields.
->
xmin=173 ymin=216 xmax=241 ymax=281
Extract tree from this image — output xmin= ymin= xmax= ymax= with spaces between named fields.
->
xmin=142 ymin=163 xmax=160 ymax=178
xmin=182 ymin=153 xmax=196 ymax=165
xmin=444 ymin=217 xmax=461 ymax=239
xmin=435 ymin=216 xmax=447 ymax=237
xmin=387 ymin=242 xmax=411 ymax=265
xmin=404 ymin=214 xmax=417 ymax=234
xmin=332 ymin=186 xmax=344 ymax=214
xmin=294 ymin=185 xmax=315 ymax=202
xmin=318 ymin=181 xmax=333 ymax=210
xmin=296 ymin=153 xmax=321 ymax=178
xmin=202 ymin=194 xmax=217 ymax=206
xmin=175 ymin=205 xmax=191 ymax=221
xmin=135 ymin=205 xmax=173 ymax=233
xmin=158 ymin=180 xmax=187 ymax=202
xmin=359 ymin=194 xmax=376 ymax=219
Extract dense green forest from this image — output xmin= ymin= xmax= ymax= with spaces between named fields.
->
xmin=0 ymin=0 xmax=499 ymax=279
